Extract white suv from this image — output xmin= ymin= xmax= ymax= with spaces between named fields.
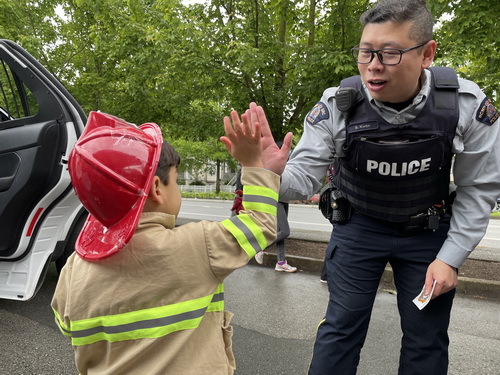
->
xmin=0 ymin=40 xmax=87 ymax=301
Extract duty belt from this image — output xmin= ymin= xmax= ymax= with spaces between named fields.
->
xmin=399 ymin=203 xmax=448 ymax=235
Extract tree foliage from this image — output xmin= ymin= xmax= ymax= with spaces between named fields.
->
xmin=1 ymin=0 xmax=497 ymax=179
xmin=429 ymin=0 xmax=500 ymax=99
xmin=195 ymin=0 xmax=364 ymax=140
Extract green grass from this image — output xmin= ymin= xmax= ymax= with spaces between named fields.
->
xmin=181 ymin=191 xmax=235 ymax=200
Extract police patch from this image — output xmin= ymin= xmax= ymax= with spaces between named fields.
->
xmin=306 ymin=102 xmax=329 ymax=125
xmin=476 ymin=97 xmax=499 ymax=126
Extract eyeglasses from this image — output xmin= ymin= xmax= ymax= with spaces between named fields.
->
xmin=350 ymin=41 xmax=429 ymax=66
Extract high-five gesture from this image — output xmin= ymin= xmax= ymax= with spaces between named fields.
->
xmin=247 ymin=102 xmax=293 ymax=175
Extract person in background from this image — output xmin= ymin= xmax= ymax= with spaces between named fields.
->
xmin=254 ymin=141 xmax=297 ymax=273
xmin=230 ymin=166 xmax=243 ymax=217
xmin=254 ymin=201 xmax=297 ymax=272
xmin=230 ymin=189 xmax=244 ymax=216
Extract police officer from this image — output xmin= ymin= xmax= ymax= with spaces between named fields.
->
xmin=248 ymin=0 xmax=500 ymax=374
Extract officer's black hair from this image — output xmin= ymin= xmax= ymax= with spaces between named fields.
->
xmin=360 ymin=0 xmax=433 ymax=44
xmin=155 ymin=141 xmax=181 ymax=185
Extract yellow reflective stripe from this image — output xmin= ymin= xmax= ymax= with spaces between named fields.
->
xmin=207 ymin=300 xmax=224 ymax=313
xmin=222 ymin=219 xmax=254 ymax=257
xmin=71 ymin=294 xmax=212 ymax=332
xmin=238 ymin=215 xmax=268 ymax=251
xmin=242 ymin=185 xmax=278 ymax=215
xmin=316 ymin=318 xmax=326 ymax=331
xmin=207 ymin=284 xmax=224 ymax=312
xmin=53 ymin=308 xmax=71 ymax=337
xmin=213 ymin=283 xmax=224 ymax=297
xmin=72 ymin=313 xmax=204 ymax=346
xmin=243 ymin=200 xmax=277 ymax=216
xmin=59 ymin=285 xmax=225 ymax=346
xmin=222 ymin=214 xmax=268 ymax=257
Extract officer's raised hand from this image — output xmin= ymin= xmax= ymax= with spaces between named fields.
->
xmin=247 ymin=102 xmax=293 ymax=175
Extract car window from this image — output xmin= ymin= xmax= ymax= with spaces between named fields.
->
xmin=0 ymin=58 xmax=38 ymax=121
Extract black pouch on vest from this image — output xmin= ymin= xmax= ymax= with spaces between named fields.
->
xmin=319 ymin=184 xmax=352 ymax=224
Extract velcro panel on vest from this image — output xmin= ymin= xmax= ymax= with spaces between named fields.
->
xmin=337 ymin=164 xmax=450 ymax=222
xmin=429 ymin=66 xmax=459 ymax=110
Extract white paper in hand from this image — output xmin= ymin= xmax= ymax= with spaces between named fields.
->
xmin=413 ymin=280 xmax=437 ymax=310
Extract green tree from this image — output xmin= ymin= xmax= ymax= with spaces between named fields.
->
xmin=429 ymin=0 xmax=499 ymax=99
xmin=193 ymin=0 xmax=364 ymax=140
xmin=0 ymin=0 xmax=65 ymax=71
xmin=171 ymin=138 xmax=236 ymax=192
xmin=3 ymin=0 xmax=497 ymax=186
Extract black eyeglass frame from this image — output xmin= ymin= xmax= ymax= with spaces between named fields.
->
xmin=350 ymin=41 xmax=429 ymax=66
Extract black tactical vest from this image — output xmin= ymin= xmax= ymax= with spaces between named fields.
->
xmin=334 ymin=67 xmax=459 ymax=222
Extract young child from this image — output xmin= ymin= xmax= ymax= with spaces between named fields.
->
xmin=51 ymin=110 xmax=279 ymax=374
xmin=230 ymin=189 xmax=244 ymax=215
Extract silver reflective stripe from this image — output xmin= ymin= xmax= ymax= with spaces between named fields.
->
xmin=231 ymin=216 xmax=261 ymax=253
xmin=243 ymin=194 xmax=277 ymax=206
xmin=211 ymin=292 xmax=224 ymax=303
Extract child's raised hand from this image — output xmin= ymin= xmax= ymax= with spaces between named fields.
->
xmin=220 ymin=109 xmax=263 ymax=168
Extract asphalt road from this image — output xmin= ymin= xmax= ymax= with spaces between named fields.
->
xmin=179 ymin=198 xmax=500 ymax=249
xmin=179 ymin=199 xmax=333 ymax=235
xmin=1 ymin=263 xmax=499 ymax=374
xmin=0 ymin=265 xmax=74 ymax=375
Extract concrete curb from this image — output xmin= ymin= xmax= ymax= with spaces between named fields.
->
xmin=177 ymin=216 xmax=500 ymax=300
xmin=254 ymin=252 xmax=500 ymax=301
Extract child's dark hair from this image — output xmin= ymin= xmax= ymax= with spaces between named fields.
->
xmin=155 ymin=141 xmax=180 ymax=185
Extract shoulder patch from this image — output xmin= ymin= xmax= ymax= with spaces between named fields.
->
xmin=306 ymin=102 xmax=329 ymax=125
xmin=476 ymin=97 xmax=499 ymax=126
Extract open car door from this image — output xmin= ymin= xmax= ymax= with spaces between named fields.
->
xmin=0 ymin=40 xmax=87 ymax=300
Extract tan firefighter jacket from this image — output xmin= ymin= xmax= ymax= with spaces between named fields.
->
xmin=51 ymin=167 xmax=279 ymax=374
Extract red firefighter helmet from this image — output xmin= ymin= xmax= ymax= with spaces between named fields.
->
xmin=68 ymin=111 xmax=163 ymax=261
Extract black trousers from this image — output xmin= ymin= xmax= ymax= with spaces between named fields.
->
xmin=309 ymin=212 xmax=455 ymax=375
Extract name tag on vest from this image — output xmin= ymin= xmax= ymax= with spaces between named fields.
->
xmin=348 ymin=121 xmax=379 ymax=133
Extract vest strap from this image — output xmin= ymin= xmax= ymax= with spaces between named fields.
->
xmin=430 ymin=66 xmax=459 ymax=110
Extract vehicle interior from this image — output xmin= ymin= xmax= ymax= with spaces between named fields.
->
xmin=0 ymin=42 xmax=68 ymax=258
